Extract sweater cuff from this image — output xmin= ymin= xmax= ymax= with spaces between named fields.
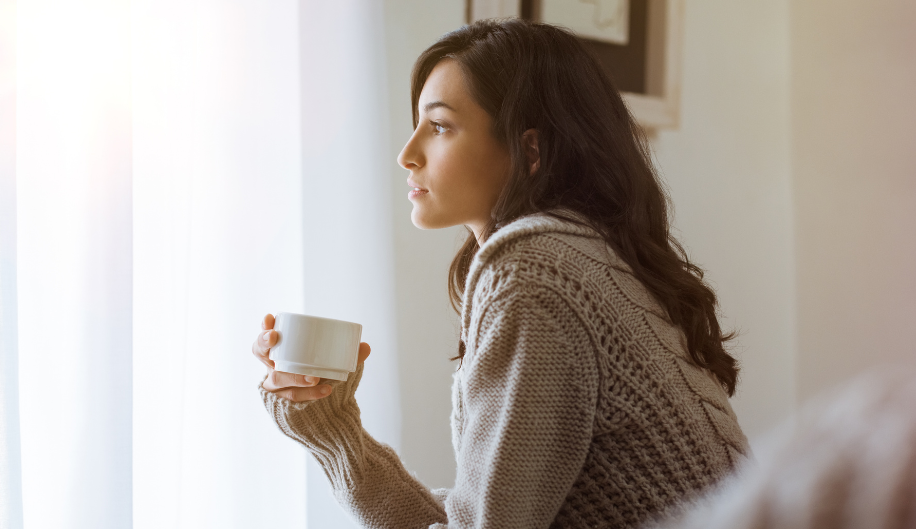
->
xmin=259 ymin=363 xmax=368 ymax=486
xmin=258 ymin=360 xmax=364 ymax=407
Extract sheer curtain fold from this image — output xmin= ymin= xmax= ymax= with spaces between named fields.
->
xmin=298 ymin=1 xmax=401 ymax=525
xmin=1 ymin=1 xmax=23 ymax=528
xmin=132 ymin=1 xmax=312 ymax=527
xmin=4 ymin=0 xmax=398 ymax=528
xmin=16 ymin=1 xmax=133 ymax=527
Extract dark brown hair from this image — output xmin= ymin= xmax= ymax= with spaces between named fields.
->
xmin=410 ymin=19 xmax=739 ymax=395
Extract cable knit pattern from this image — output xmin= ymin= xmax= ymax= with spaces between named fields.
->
xmin=259 ymin=210 xmax=749 ymax=528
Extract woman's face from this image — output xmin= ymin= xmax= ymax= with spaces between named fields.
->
xmin=397 ymin=60 xmax=511 ymax=240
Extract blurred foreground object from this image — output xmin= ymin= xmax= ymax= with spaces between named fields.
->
xmin=653 ymin=363 xmax=916 ymax=528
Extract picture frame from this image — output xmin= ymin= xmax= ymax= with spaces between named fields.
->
xmin=466 ymin=0 xmax=683 ymax=130
xmin=540 ymin=0 xmax=631 ymax=46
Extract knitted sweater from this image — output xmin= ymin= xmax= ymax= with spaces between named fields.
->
xmin=259 ymin=211 xmax=750 ymax=528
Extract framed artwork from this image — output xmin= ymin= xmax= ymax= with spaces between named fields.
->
xmin=540 ymin=0 xmax=630 ymax=45
xmin=466 ymin=0 xmax=683 ymax=130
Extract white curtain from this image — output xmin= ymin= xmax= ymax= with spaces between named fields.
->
xmin=1 ymin=1 xmax=22 ymax=528
xmin=2 ymin=0 xmax=398 ymax=527
xmin=16 ymin=1 xmax=133 ymax=527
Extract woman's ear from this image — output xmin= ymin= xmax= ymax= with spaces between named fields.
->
xmin=522 ymin=129 xmax=540 ymax=176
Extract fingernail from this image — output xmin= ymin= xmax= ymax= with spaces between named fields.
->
xmin=320 ymin=386 xmax=330 ymax=395
xmin=262 ymin=330 xmax=272 ymax=344
xmin=305 ymin=376 xmax=319 ymax=385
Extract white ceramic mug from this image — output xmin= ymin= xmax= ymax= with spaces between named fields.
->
xmin=269 ymin=312 xmax=363 ymax=381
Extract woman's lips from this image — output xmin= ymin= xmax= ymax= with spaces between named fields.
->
xmin=407 ymin=179 xmax=428 ymax=200
xmin=408 ymin=187 xmax=429 ymax=200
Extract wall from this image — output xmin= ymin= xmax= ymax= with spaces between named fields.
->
xmin=383 ymin=0 xmax=466 ymax=490
xmin=791 ymin=0 xmax=916 ymax=401
xmin=652 ymin=0 xmax=797 ymax=442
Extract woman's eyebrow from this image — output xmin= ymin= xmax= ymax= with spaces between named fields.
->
xmin=423 ymin=100 xmax=456 ymax=113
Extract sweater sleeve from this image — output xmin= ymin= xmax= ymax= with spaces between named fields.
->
xmin=259 ymin=362 xmax=448 ymax=528
xmin=446 ymin=284 xmax=600 ymax=528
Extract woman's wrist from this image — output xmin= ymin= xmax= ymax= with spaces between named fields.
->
xmin=261 ymin=362 xmax=365 ymax=415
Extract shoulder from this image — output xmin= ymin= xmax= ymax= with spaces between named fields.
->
xmin=470 ymin=210 xmax=642 ymax=300
xmin=459 ymin=214 xmax=606 ymax=375
xmin=458 ymin=210 xmax=673 ymax=342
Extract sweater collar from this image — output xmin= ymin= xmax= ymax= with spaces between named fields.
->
xmin=459 ymin=209 xmax=602 ymax=341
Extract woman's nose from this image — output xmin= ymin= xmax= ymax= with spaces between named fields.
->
xmin=397 ymin=132 xmax=422 ymax=170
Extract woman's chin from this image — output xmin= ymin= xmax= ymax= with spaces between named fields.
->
xmin=410 ymin=208 xmax=434 ymax=230
xmin=410 ymin=208 xmax=451 ymax=231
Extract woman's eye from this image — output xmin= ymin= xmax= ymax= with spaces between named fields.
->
xmin=430 ymin=122 xmax=447 ymax=135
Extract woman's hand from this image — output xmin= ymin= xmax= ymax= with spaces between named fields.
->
xmin=253 ymin=313 xmax=371 ymax=402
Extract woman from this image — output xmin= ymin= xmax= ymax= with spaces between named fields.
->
xmin=252 ymin=18 xmax=749 ymax=529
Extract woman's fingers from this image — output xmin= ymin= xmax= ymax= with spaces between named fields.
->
xmin=358 ymin=342 xmax=371 ymax=364
xmin=252 ymin=328 xmax=275 ymax=368
xmin=259 ymin=364 xmax=331 ymax=402
xmin=253 ymin=314 xmax=274 ymax=368
xmin=275 ymin=384 xmax=333 ymax=402
xmin=262 ymin=369 xmax=321 ymax=392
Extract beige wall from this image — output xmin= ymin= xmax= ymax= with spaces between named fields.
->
xmin=380 ymin=0 xmax=915 ymax=490
xmin=653 ymin=0 xmax=796 ymax=442
xmin=383 ymin=0 xmax=466 ymax=490
xmin=791 ymin=0 xmax=916 ymax=401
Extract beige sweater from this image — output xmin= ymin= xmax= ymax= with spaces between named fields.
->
xmin=259 ymin=211 xmax=749 ymax=528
